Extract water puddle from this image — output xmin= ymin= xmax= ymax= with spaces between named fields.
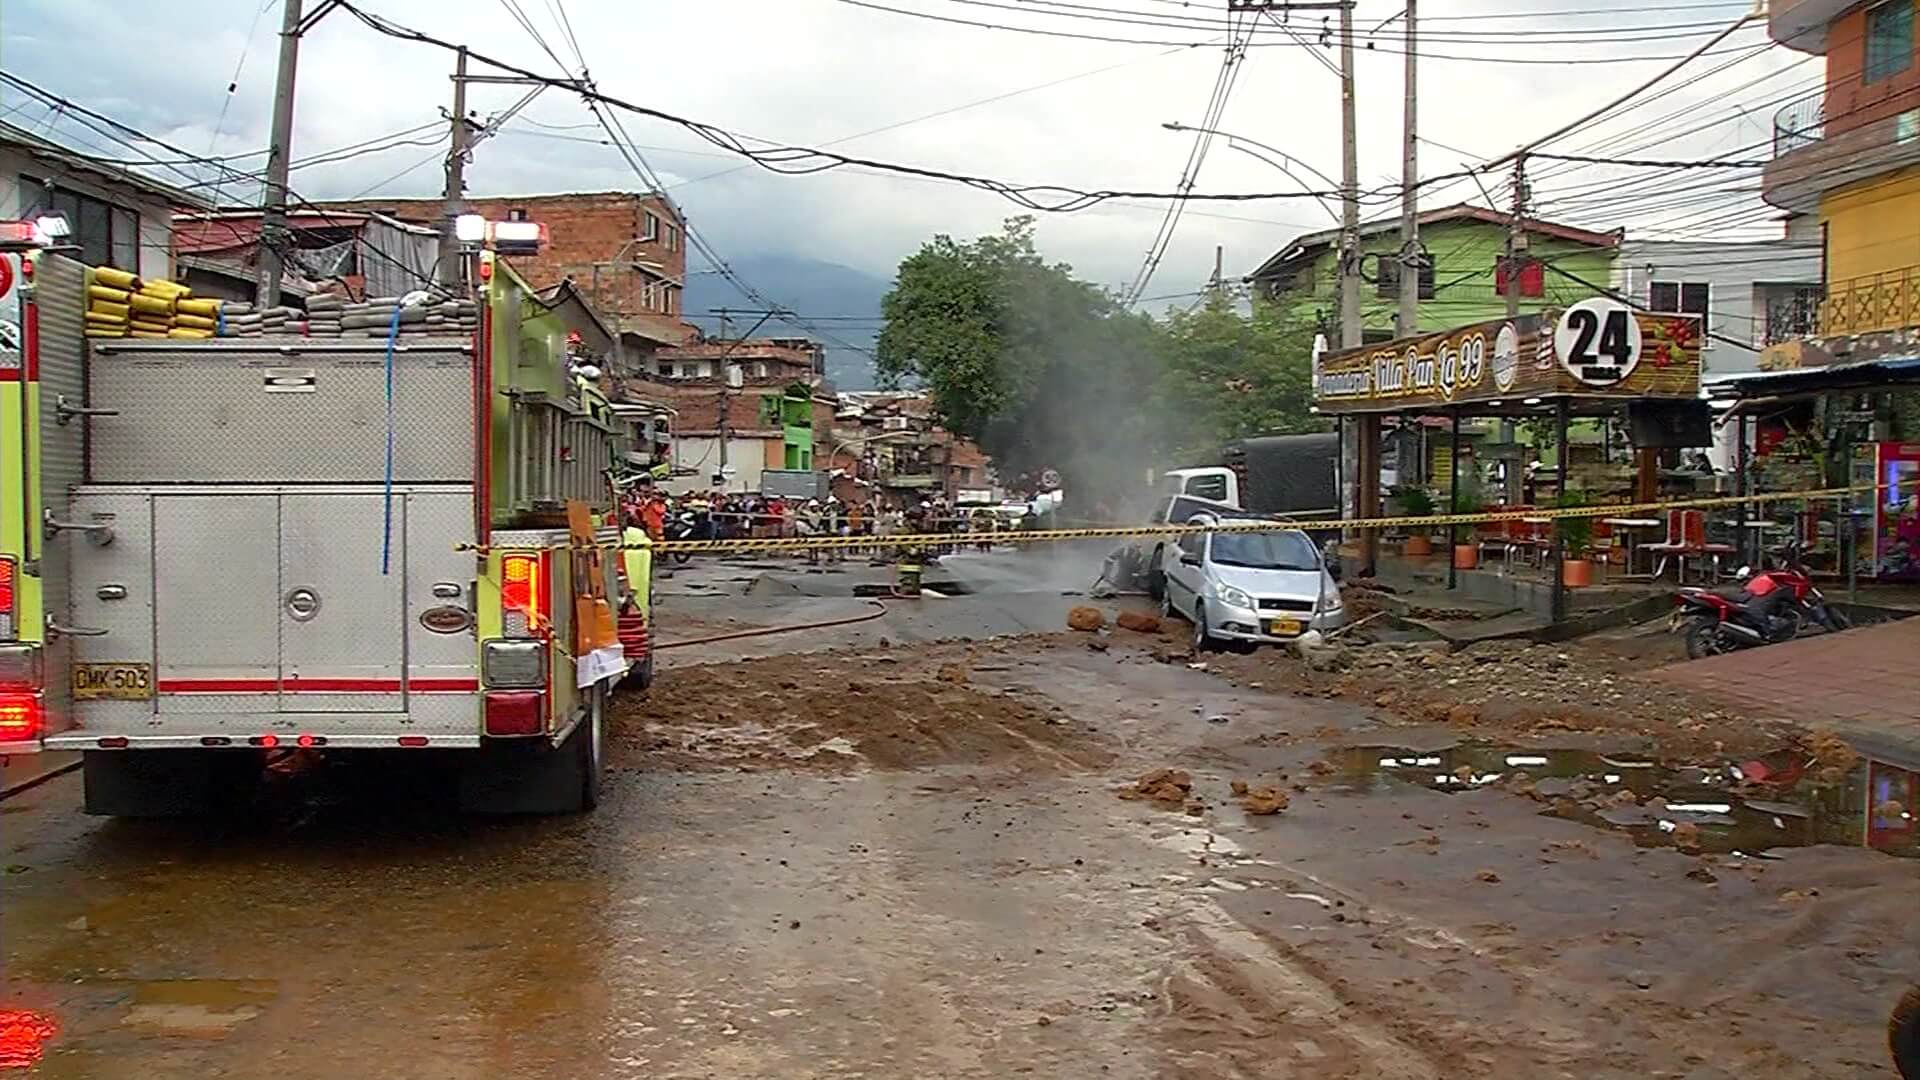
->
xmin=1329 ymin=741 xmax=1915 ymax=858
xmin=121 ymin=980 xmax=276 ymax=1038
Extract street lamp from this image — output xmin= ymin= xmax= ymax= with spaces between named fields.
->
xmin=1162 ymin=121 xmax=1341 ymax=223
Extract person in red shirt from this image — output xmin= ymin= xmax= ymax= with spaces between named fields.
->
xmin=640 ymin=493 xmax=669 ymax=541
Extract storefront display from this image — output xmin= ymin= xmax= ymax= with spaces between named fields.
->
xmin=1870 ymin=441 xmax=1920 ymax=581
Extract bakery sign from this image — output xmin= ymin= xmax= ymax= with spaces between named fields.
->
xmin=1313 ymin=307 xmax=1700 ymax=414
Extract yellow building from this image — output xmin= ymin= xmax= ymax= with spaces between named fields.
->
xmin=1764 ymin=0 xmax=1920 ymax=335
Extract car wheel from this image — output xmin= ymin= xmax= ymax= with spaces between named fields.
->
xmin=1192 ymin=602 xmax=1219 ymax=653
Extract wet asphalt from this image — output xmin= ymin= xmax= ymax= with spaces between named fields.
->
xmin=2 ymin=549 xmax=1916 ymax=1078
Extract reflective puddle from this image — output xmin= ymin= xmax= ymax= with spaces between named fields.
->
xmin=1329 ymin=741 xmax=1917 ymax=858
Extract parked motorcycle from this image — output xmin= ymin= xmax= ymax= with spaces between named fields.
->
xmin=1670 ymin=539 xmax=1850 ymax=659
xmin=662 ymin=510 xmax=706 ymax=564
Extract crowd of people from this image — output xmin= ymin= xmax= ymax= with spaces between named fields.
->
xmin=620 ymin=488 xmax=1042 ymax=561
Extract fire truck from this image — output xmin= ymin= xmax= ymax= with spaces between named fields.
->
xmin=0 ymin=223 xmax=652 ymax=815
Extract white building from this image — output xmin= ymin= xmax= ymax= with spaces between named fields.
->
xmin=0 ymin=121 xmax=206 ymax=283
xmin=1613 ymin=231 xmax=1824 ymax=469
xmin=1612 ymin=234 xmax=1825 ymax=381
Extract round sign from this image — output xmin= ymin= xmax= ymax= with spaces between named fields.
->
xmin=1491 ymin=323 xmax=1519 ymax=393
xmin=0 ymin=256 xmax=13 ymax=301
xmin=1039 ymin=468 xmax=1062 ymax=491
xmin=1553 ymin=297 xmax=1642 ymax=387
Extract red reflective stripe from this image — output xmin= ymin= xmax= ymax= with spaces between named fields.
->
xmin=21 ymin=300 xmax=37 ymax=382
xmin=157 ymin=678 xmax=479 ymax=694
xmin=0 ymin=369 xmax=19 ymax=382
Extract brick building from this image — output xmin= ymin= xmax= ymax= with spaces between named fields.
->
xmin=650 ymin=337 xmax=826 ymax=383
xmin=316 ymin=190 xmax=694 ymax=351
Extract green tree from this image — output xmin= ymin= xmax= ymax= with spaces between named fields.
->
xmin=1156 ymin=293 xmax=1323 ymax=461
xmin=876 ymin=217 xmax=1164 ymax=505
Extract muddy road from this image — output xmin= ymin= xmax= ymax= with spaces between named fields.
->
xmin=1 ymin=554 xmax=1915 ymax=1078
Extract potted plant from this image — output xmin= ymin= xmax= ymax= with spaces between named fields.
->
xmin=1555 ymin=490 xmax=1594 ymax=588
xmin=1390 ymin=484 xmax=1437 ymax=555
xmin=1451 ymin=470 xmax=1485 ymax=570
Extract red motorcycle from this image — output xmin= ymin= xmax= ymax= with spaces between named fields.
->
xmin=1671 ymin=539 xmax=1850 ymax=659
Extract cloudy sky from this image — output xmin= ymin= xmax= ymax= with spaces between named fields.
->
xmin=4 ymin=0 xmax=1815 ymax=313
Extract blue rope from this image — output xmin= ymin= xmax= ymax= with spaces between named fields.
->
xmin=381 ymin=305 xmax=402 ymax=575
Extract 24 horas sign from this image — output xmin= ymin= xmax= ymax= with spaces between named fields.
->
xmin=1313 ymin=301 xmax=1701 ymax=415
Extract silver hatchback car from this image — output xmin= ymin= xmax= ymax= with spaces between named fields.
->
xmin=1159 ymin=515 xmax=1345 ymax=650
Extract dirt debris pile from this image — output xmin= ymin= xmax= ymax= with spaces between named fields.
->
xmin=1117 ymin=768 xmax=1193 ymax=807
xmin=614 ymin=649 xmax=1111 ymax=772
xmin=1196 ymin=637 xmax=1788 ymax=758
xmin=1239 ymin=785 xmax=1290 ymax=815
xmin=1066 ymin=606 xmax=1107 ymax=632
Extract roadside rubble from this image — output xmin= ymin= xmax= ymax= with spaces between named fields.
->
xmin=1195 ymin=635 xmax=1794 ymax=759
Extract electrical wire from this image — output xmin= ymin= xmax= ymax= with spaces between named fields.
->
xmin=830 ymin=0 xmax=1767 ymax=63
xmin=0 ymin=72 xmax=441 ymax=292
xmin=960 ymin=0 xmax=1758 ymax=44
xmin=205 ymin=0 xmax=283 ymax=209
xmin=329 ymin=3 xmax=1501 ymax=212
xmin=1122 ymin=8 xmax=1251 ymax=304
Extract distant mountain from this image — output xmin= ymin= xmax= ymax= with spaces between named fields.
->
xmin=683 ymin=254 xmax=891 ymax=391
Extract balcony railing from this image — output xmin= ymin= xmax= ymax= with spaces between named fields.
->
xmin=1821 ymin=267 xmax=1920 ymax=336
xmin=1773 ymin=91 xmax=1825 ymax=157
xmin=1764 ymin=286 xmax=1824 ymax=346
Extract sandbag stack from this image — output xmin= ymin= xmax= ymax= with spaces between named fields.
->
xmin=217 ymin=302 xmax=261 ymax=337
xmin=86 ymin=267 xmax=138 ymax=339
xmin=173 ymin=297 xmax=221 ymax=340
xmin=304 ymin=293 xmax=345 ymax=336
xmin=258 ymin=305 xmax=296 ymax=335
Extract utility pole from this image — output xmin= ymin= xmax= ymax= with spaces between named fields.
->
xmin=1335 ymin=0 xmax=1379 ymax=574
xmin=1211 ymin=244 xmax=1224 ymax=299
xmin=1396 ymin=0 xmax=1419 ymax=339
xmin=437 ymin=47 xmax=471 ymax=288
xmin=255 ymin=0 xmax=305 ymax=308
xmin=1337 ymin=1 xmax=1361 ymax=352
xmin=1505 ymin=154 xmax=1529 ymax=321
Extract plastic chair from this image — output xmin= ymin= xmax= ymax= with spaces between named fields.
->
xmin=1641 ymin=509 xmax=1688 ymax=581
xmin=1683 ymin=510 xmax=1737 ymax=582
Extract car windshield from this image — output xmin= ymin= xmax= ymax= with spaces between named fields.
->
xmin=1209 ymin=530 xmax=1318 ymax=571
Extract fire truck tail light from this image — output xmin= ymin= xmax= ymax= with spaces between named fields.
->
xmin=249 ymin=734 xmax=280 ymax=748
xmin=501 ymin=553 xmax=538 ymax=615
xmin=0 ymin=694 xmax=43 ymax=742
xmin=0 ymin=556 xmax=17 ymax=640
xmin=296 ymin=733 xmax=323 ymax=748
xmin=397 ymin=735 xmax=430 ymax=747
xmin=483 ymin=690 xmax=544 ymax=736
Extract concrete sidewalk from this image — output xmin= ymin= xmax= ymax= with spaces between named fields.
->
xmin=1648 ymin=615 xmax=1920 ymax=768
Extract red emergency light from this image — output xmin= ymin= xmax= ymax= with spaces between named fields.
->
xmin=0 ymin=556 xmax=16 ymax=638
xmin=0 ymin=693 xmax=43 ymax=742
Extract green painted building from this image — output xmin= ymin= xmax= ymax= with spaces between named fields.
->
xmin=1246 ymin=204 xmax=1620 ymax=341
xmin=763 ymin=384 xmax=817 ymax=470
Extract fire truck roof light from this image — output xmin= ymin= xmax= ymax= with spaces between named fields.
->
xmin=454 ymin=214 xmax=487 ymax=243
xmin=33 ymin=214 xmax=70 ymax=241
xmin=0 ymin=221 xmax=36 ymax=244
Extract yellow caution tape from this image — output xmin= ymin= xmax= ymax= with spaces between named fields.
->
xmin=456 ymin=480 xmax=1914 ymax=556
